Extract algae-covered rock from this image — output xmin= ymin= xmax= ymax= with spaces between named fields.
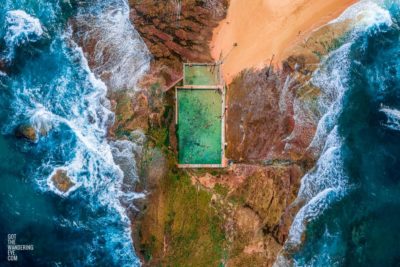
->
xmin=51 ymin=169 xmax=75 ymax=193
xmin=108 ymin=90 xmax=150 ymax=138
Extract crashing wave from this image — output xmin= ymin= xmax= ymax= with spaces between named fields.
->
xmin=286 ymin=127 xmax=349 ymax=247
xmin=4 ymin=10 xmax=44 ymax=60
xmin=51 ymin=36 xmax=142 ymax=266
xmin=0 ymin=0 xmax=149 ymax=265
xmin=2 ymin=23 xmax=143 ymax=267
xmin=275 ymin=2 xmax=394 ymax=266
xmin=73 ymin=0 xmax=151 ymax=90
xmin=380 ymin=106 xmax=400 ymax=131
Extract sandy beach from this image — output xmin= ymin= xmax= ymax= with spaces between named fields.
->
xmin=211 ymin=0 xmax=358 ymax=83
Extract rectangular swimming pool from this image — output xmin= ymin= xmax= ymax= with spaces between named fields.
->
xmin=176 ymin=88 xmax=224 ymax=166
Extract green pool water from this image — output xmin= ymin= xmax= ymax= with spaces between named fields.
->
xmin=184 ymin=64 xmax=221 ymax=86
xmin=177 ymin=89 xmax=223 ymax=165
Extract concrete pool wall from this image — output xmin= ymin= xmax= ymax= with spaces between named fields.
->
xmin=176 ymin=63 xmax=226 ymax=168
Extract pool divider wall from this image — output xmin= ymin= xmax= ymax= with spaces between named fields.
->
xmin=175 ymin=86 xmax=226 ymax=168
xmin=175 ymin=63 xmax=227 ymax=168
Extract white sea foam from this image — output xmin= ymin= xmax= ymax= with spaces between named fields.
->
xmin=275 ymin=2 xmax=395 ymax=266
xmin=380 ymin=107 xmax=400 ymax=131
xmin=0 ymin=1 xmax=146 ymax=266
xmin=328 ymin=1 xmax=392 ymax=30
xmin=73 ymin=0 xmax=151 ymax=90
xmin=65 ymin=8 xmax=147 ymax=263
xmin=4 ymin=10 xmax=44 ymax=60
xmin=18 ymin=28 xmax=143 ymax=265
xmin=110 ymin=139 xmax=144 ymax=184
xmin=288 ymin=128 xmax=349 ymax=246
xmin=307 ymin=42 xmax=352 ymax=154
xmin=61 ymin=36 xmax=143 ymax=265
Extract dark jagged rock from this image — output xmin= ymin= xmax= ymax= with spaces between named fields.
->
xmin=0 ymin=60 xmax=8 ymax=74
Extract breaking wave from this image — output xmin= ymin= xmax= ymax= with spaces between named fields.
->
xmin=0 ymin=0 xmax=149 ymax=266
xmin=380 ymin=106 xmax=400 ymax=131
xmin=3 ymin=10 xmax=44 ymax=60
xmin=73 ymin=0 xmax=151 ymax=90
xmin=276 ymin=2 xmax=394 ymax=266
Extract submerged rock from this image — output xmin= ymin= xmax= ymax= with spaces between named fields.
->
xmin=51 ymin=169 xmax=75 ymax=193
xmin=15 ymin=124 xmax=37 ymax=142
xmin=0 ymin=60 xmax=8 ymax=74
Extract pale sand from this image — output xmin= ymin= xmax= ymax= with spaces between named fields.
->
xmin=211 ymin=0 xmax=358 ymax=83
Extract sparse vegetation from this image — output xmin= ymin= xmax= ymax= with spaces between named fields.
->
xmin=137 ymin=98 xmax=226 ymax=266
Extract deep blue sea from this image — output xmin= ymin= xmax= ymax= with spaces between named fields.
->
xmin=278 ymin=1 xmax=400 ymax=266
xmin=0 ymin=0 xmax=149 ymax=266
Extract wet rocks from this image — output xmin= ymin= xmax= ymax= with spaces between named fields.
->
xmin=226 ymin=68 xmax=303 ymax=162
xmin=15 ymin=124 xmax=37 ymax=142
xmin=51 ymin=169 xmax=75 ymax=193
xmin=108 ymin=90 xmax=150 ymax=138
xmin=129 ymin=0 xmax=229 ymax=86
xmin=70 ymin=4 xmax=151 ymax=91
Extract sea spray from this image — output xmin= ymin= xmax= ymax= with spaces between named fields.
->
xmin=380 ymin=106 xmax=400 ymax=131
xmin=0 ymin=0 xmax=149 ymax=265
xmin=72 ymin=0 xmax=151 ymax=90
xmin=275 ymin=1 xmax=394 ymax=266
xmin=3 ymin=10 xmax=44 ymax=60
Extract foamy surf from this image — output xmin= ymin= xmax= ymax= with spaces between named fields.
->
xmin=286 ymin=128 xmax=349 ymax=246
xmin=73 ymin=0 xmax=151 ymax=91
xmin=380 ymin=107 xmax=400 ymax=131
xmin=4 ymin=10 xmax=44 ymax=60
xmin=275 ymin=2 xmax=395 ymax=266
xmin=0 ymin=0 xmax=148 ymax=265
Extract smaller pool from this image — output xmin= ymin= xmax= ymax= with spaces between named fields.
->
xmin=184 ymin=64 xmax=221 ymax=86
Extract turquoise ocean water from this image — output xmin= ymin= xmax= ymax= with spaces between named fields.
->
xmin=0 ymin=0 xmax=149 ymax=266
xmin=279 ymin=1 xmax=400 ymax=266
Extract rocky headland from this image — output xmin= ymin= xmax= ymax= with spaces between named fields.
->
xmin=125 ymin=1 xmax=356 ymax=266
xmin=71 ymin=0 xmax=358 ymax=266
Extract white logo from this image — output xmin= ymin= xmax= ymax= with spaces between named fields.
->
xmin=7 ymin=234 xmax=34 ymax=262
